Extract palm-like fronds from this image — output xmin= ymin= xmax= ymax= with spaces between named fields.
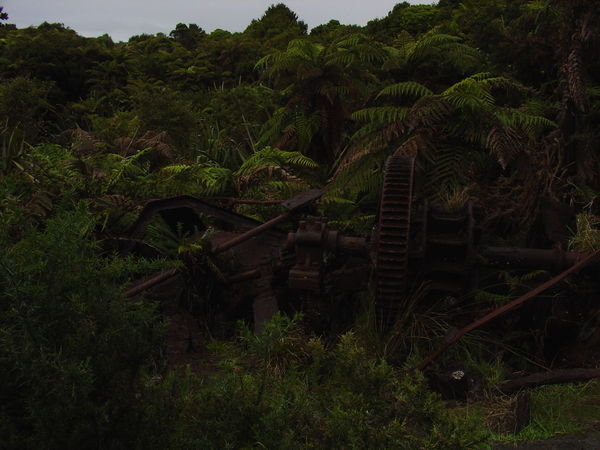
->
xmin=256 ymin=34 xmax=387 ymax=162
xmin=377 ymin=81 xmax=433 ymax=99
xmin=350 ymin=107 xmax=410 ymax=127
xmin=160 ymin=164 xmax=233 ymax=196
xmin=235 ymin=146 xmax=318 ymax=176
xmin=385 ymin=33 xmax=483 ymax=75
xmin=334 ymin=70 xmax=556 ymax=203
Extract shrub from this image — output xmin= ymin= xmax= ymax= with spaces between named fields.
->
xmin=138 ymin=315 xmax=490 ymax=449
xmin=0 ymin=206 xmax=166 ymax=448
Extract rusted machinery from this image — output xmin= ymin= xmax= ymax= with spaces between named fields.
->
xmin=123 ymin=155 xmax=594 ymax=331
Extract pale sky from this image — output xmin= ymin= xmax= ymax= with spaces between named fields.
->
xmin=2 ymin=1 xmax=430 ymax=42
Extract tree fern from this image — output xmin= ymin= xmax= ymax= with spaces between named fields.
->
xmin=386 ymin=33 xmax=482 ymax=75
xmin=377 ymin=81 xmax=433 ymax=99
xmin=102 ymin=148 xmax=152 ymax=195
xmin=327 ymin=150 xmax=386 ymax=199
xmin=256 ymin=33 xmax=387 ymax=163
xmin=339 ymin=70 xmax=555 ymax=196
xmin=495 ymin=109 xmax=556 ymax=139
xmin=351 ymin=107 xmax=410 ymax=125
xmin=424 ymin=147 xmax=471 ymax=205
xmin=441 ymin=76 xmax=496 ymax=111
xmin=235 ymin=146 xmax=318 ymax=176
xmin=159 ymin=164 xmax=233 ymax=196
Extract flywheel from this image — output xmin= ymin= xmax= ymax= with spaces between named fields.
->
xmin=374 ymin=155 xmax=415 ymax=329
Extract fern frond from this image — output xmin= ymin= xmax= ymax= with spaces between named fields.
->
xmin=565 ymin=44 xmax=589 ymax=113
xmin=404 ymin=33 xmax=482 ymax=73
xmin=474 ymin=290 xmax=511 ymax=304
xmin=318 ymin=194 xmax=356 ymax=207
xmin=587 ymin=85 xmax=600 ymax=97
xmin=195 ymin=167 xmax=233 ymax=196
xmin=350 ymin=122 xmax=392 ymax=143
xmin=377 ymin=82 xmax=433 ymax=99
xmin=160 ymin=164 xmax=195 ymax=175
xmin=235 ymin=146 xmax=318 ymax=177
xmin=102 ymin=147 xmax=152 ymax=194
xmin=441 ymin=77 xmax=495 ymax=111
xmin=423 ymin=146 xmax=477 ymax=205
xmin=485 ymin=125 xmax=521 ymax=169
xmin=328 ymin=150 xmax=386 ymax=198
xmin=351 ymin=107 xmax=410 ymax=124
xmin=409 ymin=96 xmax=453 ymax=129
xmin=520 ymin=269 xmax=549 ymax=282
xmin=495 ymin=109 xmax=556 ymax=139
xmin=329 ymin=213 xmax=376 ymax=234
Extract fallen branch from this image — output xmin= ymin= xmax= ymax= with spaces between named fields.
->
xmin=500 ymin=368 xmax=600 ymax=393
xmin=415 ymin=248 xmax=600 ymax=371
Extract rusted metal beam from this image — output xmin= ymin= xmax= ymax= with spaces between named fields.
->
xmin=280 ymin=189 xmax=323 ymax=211
xmin=199 ymin=197 xmax=283 ymax=205
xmin=500 ymin=368 xmax=600 ymax=393
xmin=211 ymin=211 xmax=292 ymax=254
xmin=226 ymin=269 xmax=261 ymax=284
xmin=480 ymin=246 xmax=590 ymax=270
xmin=122 ymin=268 xmax=179 ymax=298
xmin=123 ymin=267 xmax=262 ymax=298
xmin=415 ymin=248 xmax=600 ymax=371
xmin=127 ymin=195 xmax=269 ymax=240
xmin=210 ymin=189 xmax=323 ymax=255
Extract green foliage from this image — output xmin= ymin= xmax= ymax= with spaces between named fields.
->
xmin=341 ymin=71 xmax=555 ymax=202
xmin=235 ymin=145 xmax=318 ymax=176
xmin=0 ymin=206 xmax=168 ymax=448
xmin=256 ymin=34 xmax=385 ymax=164
xmin=158 ymin=163 xmax=233 ymax=196
xmin=0 ymin=76 xmax=54 ymax=143
xmin=245 ymin=3 xmax=307 ymax=49
xmin=378 ymin=81 xmax=434 ymax=99
xmin=169 ymin=23 xmax=206 ymax=50
xmin=384 ymin=32 xmax=484 ymax=78
xmin=495 ymin=381 xmax=600 ymax=442
xmin=137 ymin=315 xmax=489 ymax=449
xmin=129 ymin=83 xmax=197 ymax=155
xmin=0 ymin=123 xmax=26 ymax=175
xmin=366 ymin=3 xmax=442 ymax=41
xmin=198 ymin=84 xmax=276 ymax=161
xmin=569 ymin=213 xmax=600 ymax=252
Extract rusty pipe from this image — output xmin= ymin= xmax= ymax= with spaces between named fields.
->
xmin=416 ymin=248 xmax=600 ymax=371
xmin=480 ymin=246 xmax=590 ymax=270
xmin=122 ymin=268 xmax=179 ymax=298
xmin=212 ymin=211 xmax=292 ymax=254
xmin=226 ymin=269 xmax=261 ymax=284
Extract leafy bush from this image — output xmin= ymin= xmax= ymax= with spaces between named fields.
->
xmin=0 ymin=76 xmax=54 ymax=143
xmin=0 ymin=206 xmax=166 ymax=449
xmin=138 ymin=315 xmax=489 ymax=449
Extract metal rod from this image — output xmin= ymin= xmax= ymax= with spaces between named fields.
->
xmin=480 ymin=246 xmax=589 ymax=269
xmin=226 ymin=269 xmax=261 ymax=284
xmin=122 ymin=268 xmax=179 ymax=298
xmin=199 ymin=197 xmax=283 ymax=205
xmin=500 ymin=368 xmax=600 ymax=394
xmin=212 ymin=211 xmax=292 ymax=254
xmin=415 ymin=248 xmax=600 ymax=371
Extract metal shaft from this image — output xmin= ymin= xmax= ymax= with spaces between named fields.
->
xmin=212 ymin=211 xmax=292 ymax=254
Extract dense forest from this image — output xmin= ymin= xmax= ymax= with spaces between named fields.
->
xmin=1 ymin=1 xmax=599 ymax=448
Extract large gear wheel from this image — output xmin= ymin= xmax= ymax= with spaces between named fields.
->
xmin=374 ymin=155 xmax=415 ymax=329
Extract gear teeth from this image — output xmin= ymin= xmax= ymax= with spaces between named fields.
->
xmin=374 ymin=156 xmax=415 ymax=328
